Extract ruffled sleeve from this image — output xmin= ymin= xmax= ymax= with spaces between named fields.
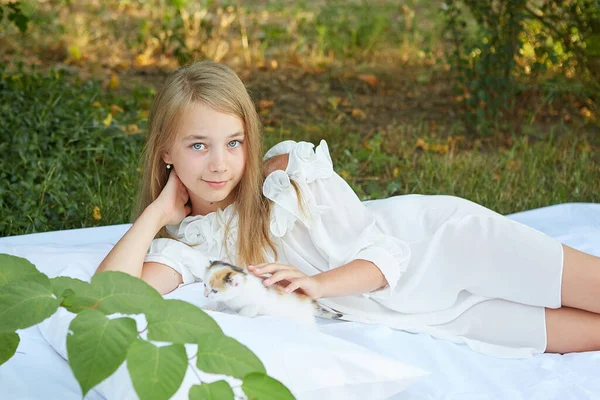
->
xmin=263 ymin=140 xmax=411 ymax=299
xmin=144 ymin=238 xmax=210 ymax=286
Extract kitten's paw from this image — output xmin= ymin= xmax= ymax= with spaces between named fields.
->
xmin=237 ymin=305 xmax=260 ymax=318
xmin=202 ymin=302 xmax=230 ymax=313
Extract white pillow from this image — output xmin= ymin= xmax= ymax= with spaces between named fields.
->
xmin=2 ymin=242 xmax=428 ymax=399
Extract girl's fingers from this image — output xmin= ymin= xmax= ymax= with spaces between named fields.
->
xmin=248 ymin=263 xmax=293 ymax=275
xmin=263 ymin=271 xmax=290 ymax=285
xmin=247 ymin=263 xmax=267 ymax=274
xmin=180 ymin=188 xmax=189 ymax=201
xmin=168 ymin=170 xmax=179 ymax=184
xmin=247 ymin=263 xmax=267 ymax=270
xmin=284 ymin=281 xmax=301 ymax=293
xmin=264 ymin=270 xmax=304 ymax=286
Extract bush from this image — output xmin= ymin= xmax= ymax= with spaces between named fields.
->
xmin=443 ymin=0 xmax=599 ymax=136
xmin=0 ymin=64 xmax=148 ymax=237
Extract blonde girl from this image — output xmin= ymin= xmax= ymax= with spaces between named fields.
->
xmin=96 ymin=60 xmax=600 ymax=358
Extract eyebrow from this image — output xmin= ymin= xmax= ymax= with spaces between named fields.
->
xmin=182 ymin=132 xmax=245 ymax=141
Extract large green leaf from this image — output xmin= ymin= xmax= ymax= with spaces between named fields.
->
xmin=51 ymin=276 xmax=99 ymax=313
xmin=146 ymin=299 xmax=222 ymax=343
xmin=90 ymin=271 xmax=163 ymax=315
xmin=67 ymin=309 xmax=138 ymax=397
xmin=189 ymin=381 xmax=234 ymax=400
xmin=242 ymin=373 xmax=295 ymax=400
xmin=0 ymin=254 xmax=41 ymax=288
xmin=0 ymin=332 xmax=20 ymax=366
xmin=0 ymin=273 xmax=60 ymax=333
xmin=126 ymin=339 xmax=187 ymax=400
xmin=195 ymin=333 xmax=265 ymax=380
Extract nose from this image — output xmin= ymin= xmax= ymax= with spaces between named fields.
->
xmin=208 ymin=148 xmax=227 ymax=173
xmin=204 ymin=288 xmax=210 ymax=297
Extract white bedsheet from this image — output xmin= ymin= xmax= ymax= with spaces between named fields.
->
xmin=1 ymin=202 xmax=599 ymax=399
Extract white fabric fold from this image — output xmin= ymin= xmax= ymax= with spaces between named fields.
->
xmin=262 ymin=169 xmax=329 ymax=238
xmin=145 ymin=238 xmax=211 ymax=285
xmin=263 ymin=139 xmax=411 ymax=298
xmin=165 ymin=204 xmax=237 ymax=253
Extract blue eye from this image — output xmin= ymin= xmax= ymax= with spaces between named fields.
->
xmin=192 ymin=143 xmax=205 ymax=150
xmin=228 ymin=140 xmax=242 ymax=148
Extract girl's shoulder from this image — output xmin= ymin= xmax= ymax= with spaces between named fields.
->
xmin=263 ymin=139 xmax=334 ymax=184
xmin=262 ymin=140 xmax=336 ymax=238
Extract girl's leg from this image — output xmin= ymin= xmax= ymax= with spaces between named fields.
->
xmin=561 ymin=244 xmax=600 ymax=313
xmin=547 ymin=245 xmax=600 ymax=353
xmin=545 ymin=306 xmax=600 ymax=353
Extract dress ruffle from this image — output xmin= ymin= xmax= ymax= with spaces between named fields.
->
xmin=263 ymin=140 xmax=333 ymax=237
xmin=166 ymin=204 xmax=237 ymax=258
xmin=264 ymin=140 xmax=334 ymax=183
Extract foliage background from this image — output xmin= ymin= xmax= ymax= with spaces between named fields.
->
xmin=0 ymin=0 xmax=598 ymax=237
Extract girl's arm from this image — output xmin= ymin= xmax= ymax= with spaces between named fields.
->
xmin=95 ymin=171 xmax=191 ymax=294
xmin=248 ymin=260 xmax=388 ymax=299
xmin=313 ymin=259 xmax=388 ymax=298
xmin=95 ymin=204 xmax=165 ymax=278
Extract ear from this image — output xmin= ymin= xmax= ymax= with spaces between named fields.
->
xmin=224 ymin=272 xmax=242 ymax=287
xmin=162 ymin=152 xmax=173 ymax=165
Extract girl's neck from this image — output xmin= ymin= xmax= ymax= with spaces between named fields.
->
xmin=190 ymin=192 xmax=236 ymax=216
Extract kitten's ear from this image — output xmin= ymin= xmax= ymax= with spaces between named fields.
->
xmin=224 ymin=271 xmax=242 ymax=287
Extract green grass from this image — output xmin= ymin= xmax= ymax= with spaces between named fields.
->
xmin=265 ymin=118 xmax=599 ymax=213
xmin=0 ymin=0 xmax=445 ymax=71
xmin=1 ymin=66 xmax=597 ymax=237
xmin=0 ymin=65 xmax=149 ymax=235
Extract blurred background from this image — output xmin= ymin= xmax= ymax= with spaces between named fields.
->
xmin=0 ymin=0 xmax=598 ymax=237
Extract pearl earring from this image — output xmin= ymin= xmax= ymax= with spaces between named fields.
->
xmin=166 ymin=164 xmax=172 ymax=170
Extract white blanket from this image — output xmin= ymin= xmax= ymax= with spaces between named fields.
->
xmin=1 ymin=202 xmax=599 ymax=399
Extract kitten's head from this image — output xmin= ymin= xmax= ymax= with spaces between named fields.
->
xmin=203 ymin=260 xmax=247 ymax=300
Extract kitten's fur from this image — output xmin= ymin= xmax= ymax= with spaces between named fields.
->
xmin=203 ymin=261 xmax=343 ymax=326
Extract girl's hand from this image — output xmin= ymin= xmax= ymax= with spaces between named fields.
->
xmin=248 ymin=263 xmax=323 ymax=300
xmin=152 ymin=170 xmax=192 ymax=226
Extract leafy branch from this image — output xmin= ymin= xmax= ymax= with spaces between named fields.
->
xmin=0 ymin=254 xmax=295 ymax=400
xmin=0 ymin=1 xmax=30 ymax=33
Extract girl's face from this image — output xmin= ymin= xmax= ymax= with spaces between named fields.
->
xmin=163 ymin=102 xmax=246 ymax=216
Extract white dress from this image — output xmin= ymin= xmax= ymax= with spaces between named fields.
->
xmin=145 ymin=140 xmax=564 ymax=359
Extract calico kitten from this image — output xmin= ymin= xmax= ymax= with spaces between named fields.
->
xmin=203 ymin=261 xmax=343 ymax=326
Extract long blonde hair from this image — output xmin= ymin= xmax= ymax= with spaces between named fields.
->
xmin=135 ymin=60 xmax=276 ymax=265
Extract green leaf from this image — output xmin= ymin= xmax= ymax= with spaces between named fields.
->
xmin=0 ymin=254 xmax=41 ymax=289
xmin=51 ymin=276 xmax=99 ymax=313
xmin=189 ymin=381 xmax=234 ymax=400
xmin=91 ymin=271 xmax=163 ymax=315
xmin=0 ymin=273 xmax=60 ymax=333
xmin=7 ymin=2 xmax=29 ymax=33
xmin=196 ymin=333 xmax=265 ymax=380
xmin=127 ymin=339 xmax=187 ymax=400
xmin=67 ymin=309 xmax=138 ymax=397
xmin=0 ymin=332 xmax=20 ymax=366
xmin=242 ymin=373 xmax=295 ymax=400
xmin=146 ymin=299 xmax=222 ymax=343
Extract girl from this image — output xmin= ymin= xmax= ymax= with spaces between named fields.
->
xmin=96 ymin=60 xmax=600 ymax=358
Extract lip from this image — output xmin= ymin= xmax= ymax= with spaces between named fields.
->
xmin=203 ymin=180 xmax=228 ymax=188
